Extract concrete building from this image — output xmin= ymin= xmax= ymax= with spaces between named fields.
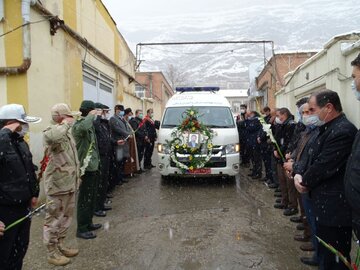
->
xmin=249 ymin=51 xmax=317 ymax=111
xmin=0 ymin=0 xmax=148 ymax=161
xmin=135 ymin=72 xmax=174 ymax=120
xmin=276 ymin=32 xmax=360 ymax=126
xmin=218 ymin=89 xmax=248 ymax=115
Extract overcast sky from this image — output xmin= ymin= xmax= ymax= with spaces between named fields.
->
xmin=100 ymin=0 xmax=359 ymax=86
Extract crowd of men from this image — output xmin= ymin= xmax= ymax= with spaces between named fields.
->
xmin=0 ymin=101 xmax=158 ymax=268
xmin=1 ymin=53 xmax=360 ymax=270
xmin=237 ymin=53 xmax=360 ymax=269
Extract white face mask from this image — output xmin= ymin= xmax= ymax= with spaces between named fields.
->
xmin=352 ymin=80 xmax=360 ymax=101
xmin=275 ymin=117 xmax=283 ymax=124
xmin=17 ymin=123 xmax=29 ymax=137
xmin=240 ymin=109 xmax=246 ymax=114
xmin=102 ymin=114 xmax=109 ymax=120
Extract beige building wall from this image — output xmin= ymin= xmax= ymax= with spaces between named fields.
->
xmin=0 ymin=0 xmax=140 ymax=164
xmin=276 ymin=33 xmax=360 ymax=127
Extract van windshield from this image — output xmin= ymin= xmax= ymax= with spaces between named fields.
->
xmin=161 ymin=106 xmax=235 ymax=128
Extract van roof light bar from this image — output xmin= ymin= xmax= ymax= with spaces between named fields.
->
xmin=175 ymin=87 xmax=220 ymax=92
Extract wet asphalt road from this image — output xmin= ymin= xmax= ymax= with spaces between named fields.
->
xmin=23 ymin=167 xmax=317 ymax=270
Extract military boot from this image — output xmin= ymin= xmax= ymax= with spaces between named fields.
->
xmin=47 ymin=245 xmax=70 ymax=266
xmin=58 ymin=238 xmax=79 ymax=257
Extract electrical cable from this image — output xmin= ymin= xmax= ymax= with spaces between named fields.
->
xmin=143 ymin=45 xmax=259 ymax=56
xmin=0 ymin=17 xmax=53 ymax=38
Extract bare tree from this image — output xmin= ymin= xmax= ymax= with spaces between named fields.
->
xmin=165 ymin=64 xmax=188 ymax=89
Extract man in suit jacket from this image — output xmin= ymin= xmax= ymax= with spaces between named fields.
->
xmin=109 ymin=105 xmax=132 ymax=187
xmin=294 ymin=90 xmax=357 ymax=270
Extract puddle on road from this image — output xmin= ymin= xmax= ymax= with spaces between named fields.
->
xmin=179 ymin=259 xmax=202 ymax=270
xmin=181 ymin=237 xmax=202 ymax=247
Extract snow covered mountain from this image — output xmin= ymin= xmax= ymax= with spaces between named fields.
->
xmin=115 ymin=0 xmax=360 ymax=89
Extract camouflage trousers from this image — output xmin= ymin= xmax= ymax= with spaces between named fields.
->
xmin=43 ymin=192 xmax=75 ymax=248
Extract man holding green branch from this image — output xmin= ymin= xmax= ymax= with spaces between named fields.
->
xmin=72 ymin=100 xmax=102 ymax=240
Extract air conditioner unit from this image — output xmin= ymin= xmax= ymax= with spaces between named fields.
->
xmin=135 ymin=90 xmax=144 ymax=98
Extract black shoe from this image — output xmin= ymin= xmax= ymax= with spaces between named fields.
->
xmin=102 ymin=205 xmax=112 ymax=211
xmin=105 ymin=199 xmax=112 ymax=204
xmin=296 ymin=223 xmax=305 ymax=231
xmin=275 ymin=198 xmax=282 ymax=204
xmin=88 ymin=223 xmax=102 ymax=231
xmin=268 ymin=183 xmax=279 ymax=189
xmin=151 ymin=164 xmax=156 ymax=168
xmin=106 ymin=193 xmax=114 ymax=199
xmin=76 ymin=231 xmax=96 ymax=239
xmin=247 ymin=173 xmax=255 ymax=177
xmin=251 ymin=175 xmax=262 ymax=180
xmin=274 ymin=203 xmax=286 ymax=209
xmin=283 ymin=208 xmax=298 ymax=216
xmin=290 ymin=216 xmax=302 ymax=223
xmin=94 ymin=210 xmax=106 ymax=217
xmin=300 ymin=257 xmax=319 ymax=266
xmin=122 ymin=178 xmax=129 ymax=183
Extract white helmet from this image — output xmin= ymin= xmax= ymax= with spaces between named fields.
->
xmin=0 ymin=104 xmax=41 ymax=123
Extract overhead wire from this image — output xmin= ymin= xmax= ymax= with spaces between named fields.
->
xmin=143 ymin=44 xmax=260 ymax=56
xmin=0 ymin=17 xmax=53 ymax=38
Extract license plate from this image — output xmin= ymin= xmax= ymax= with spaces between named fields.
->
xmin=188 ymin=168 xmax=211 ymax=174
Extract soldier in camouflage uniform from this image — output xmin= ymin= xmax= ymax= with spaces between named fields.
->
xmin=43 ymin=103 xmax=81 ymax=266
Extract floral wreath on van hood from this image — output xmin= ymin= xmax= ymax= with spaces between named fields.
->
xmin=166 ymin=107 xmax=214 ymax=172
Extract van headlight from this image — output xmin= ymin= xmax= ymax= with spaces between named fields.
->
xmin=225 ymin=143 xmax=240 ymax=154
xmin=157 ymin=143 xmax=170 ymax=154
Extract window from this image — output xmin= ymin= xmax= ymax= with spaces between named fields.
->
xmin=135 ymin=84 xmax=145 ymax=98
xmin=162 ymin=106 xmax=235 ymax=128
xmin=82 ymin=64 xmax=114 ymax=109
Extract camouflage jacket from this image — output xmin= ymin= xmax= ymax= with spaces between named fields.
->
xmin=43 ymin=121 xmax=81 ymax=195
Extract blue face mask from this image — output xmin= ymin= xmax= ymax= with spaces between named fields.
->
xmin=119 ymin=111 xmax=125 ymax=117
xmin=139 ymin=113 xmax=143 ymax=119
xmin=296 ymin=110 xmax=302 ymax=123
xmin=352 ymin=81 xmax=360 ymax=101
xmin=303 ymin=114 xmax=325 ymax=127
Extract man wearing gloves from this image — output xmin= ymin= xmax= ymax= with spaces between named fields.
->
xmin=42 ymin=103 xmax=81 ymax=265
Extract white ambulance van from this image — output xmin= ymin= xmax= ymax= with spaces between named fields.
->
xmin=157 ymin=87 xmax=240 ymax=179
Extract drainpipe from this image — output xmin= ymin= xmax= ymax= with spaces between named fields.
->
xmin=0 ymin=0 xmax=36 ymax=75
xmin=0 ymin=0 xmax=5 ymax=22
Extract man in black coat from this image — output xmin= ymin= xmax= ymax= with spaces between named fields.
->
xmin=143 ymin=108 xmax=157 ymax=170
xmin=257 ymin=106 xmax=275 ymax=184
xmin=0 ymin=104 xmax=41 ymax=270
xmin=129 ymin=109 xmax=147 ymax=172
xmin=93 ymin=103 xmax=118 ymax=217
xmin=237 ymin=104 xmax=250 ymax=167
xmin=273 ymin=108 xmax=297 ymax=215
xmin=344 ymin=53 xmax=360 ymax=240
xmin=246 ymin=111 xmax=262 ymax=179
xmin=294 ymin=90 xmax=357 ymax=270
